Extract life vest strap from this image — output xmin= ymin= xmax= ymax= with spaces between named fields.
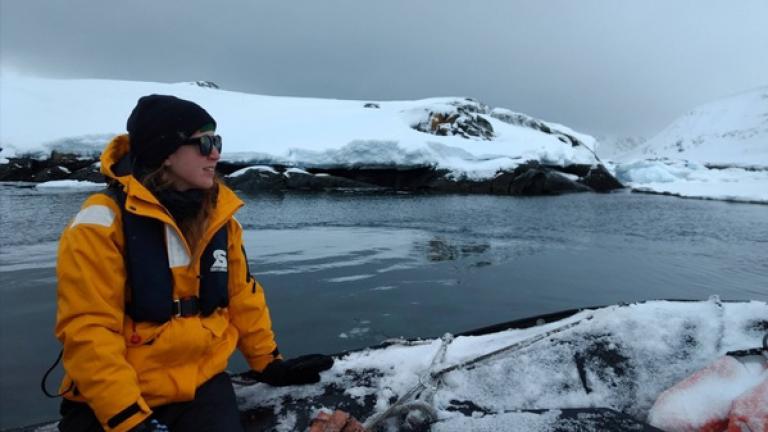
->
xmin=172 ymin=297 xmax=201 ymax=318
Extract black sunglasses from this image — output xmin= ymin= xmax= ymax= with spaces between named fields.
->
xmin=184 ymin=135 xmax=222 ymax=156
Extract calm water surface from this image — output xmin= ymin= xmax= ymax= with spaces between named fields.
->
xmin=1 ymin=184 xmax=767 ymax=428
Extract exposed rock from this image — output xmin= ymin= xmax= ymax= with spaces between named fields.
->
xmin=492 ymin=161 xmax=592 ymax=196
xmin=0 ymin=158 xmax=47 ymax=181
xmin=311 ymin=166 xmax=442 ymax=190
xmin=579 ymin=164 xmax=624 ymax=192
xmin=0 ymin=153 xmax=99 ymax=181
xmin=33 ymin=165 xmax=72 ymax=182
xmin=70 ymin=164 xmax=106 ymax=183
xmin=363 ymin=103 xmax=380 ymax=109
xmin=556 ymin=164 xmax=593 ymax=178
xmin=284 ymin=170 xmax=380 ymax=191
xmin=426 ymin=176 xmax=492 ymax=194
xmin=1 ymin=152 xmax=622 ymax=198
xmin=225 ymin=168 xmax=286 ymax=193
xmin=224 ymin=167 xmax=384 ymax=194
xmin=491 ymin=109 xmax=583 ymax=148
xmin=411 ymin=101 xmax=495 ymax=140
xmin=192 ymin=81 xmax=220 ymax=89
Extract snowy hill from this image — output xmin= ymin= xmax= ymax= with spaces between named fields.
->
xmin=624 ymin=86 xmax=768 ymax=168
xmin=0 ymin=74 xmax=598 ymax=180
xmin=594 ymin=135 xmax=646 ymax=161
xmin=612 ymin=87 xmax=768 ymax=204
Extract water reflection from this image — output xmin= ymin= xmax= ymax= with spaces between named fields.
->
xmin=425 ymin=236 xmax=491 ymax=262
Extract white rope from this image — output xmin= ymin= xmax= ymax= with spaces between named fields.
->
xmin=363 ymin=314 xmax=595 ymax=430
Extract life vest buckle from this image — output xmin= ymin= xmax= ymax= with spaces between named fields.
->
xmin=172 ymin=297 xmax=201 ymax=318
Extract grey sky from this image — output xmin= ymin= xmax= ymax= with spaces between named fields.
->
xmin=2 ymin=0 xmax=767 ymax=136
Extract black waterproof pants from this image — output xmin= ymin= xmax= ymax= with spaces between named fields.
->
xmin=58 ymin=373 xmax=245 ymax=432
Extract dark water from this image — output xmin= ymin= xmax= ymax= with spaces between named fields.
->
xmin=1 ymin=184 xmax=767 ymax=429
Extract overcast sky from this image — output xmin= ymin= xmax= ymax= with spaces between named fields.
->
xmin=1 ymin=0 xmax=767 ymax=137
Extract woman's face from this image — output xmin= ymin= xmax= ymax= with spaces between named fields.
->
xmin=163 ymin=130 xmax=220 ymax=191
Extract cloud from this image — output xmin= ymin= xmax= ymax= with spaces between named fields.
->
xmin=2 ymin=0 xmax=767 ymax=136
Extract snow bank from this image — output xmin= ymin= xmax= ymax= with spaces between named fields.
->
xmin=34 ymin=180 xmax=106 ymax=191
xmin=0 ymin=73 xmax=598 ymax=180
xmin=615 ymin=159 xmax=768 ymax=204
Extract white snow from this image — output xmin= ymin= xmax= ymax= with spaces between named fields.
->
xmin=0 ymin=73 xmax=597 ymax=181
xmin=34 ymin=180 xmax=106 ymax=191
xmin=612 ymin=86 xmax=768 ymax=204
xmin=3 ymin=72 xmax=766 ymax=204
xmin=227 ymin=165 xmax=279 ymax=177
xmin=624 ymin=87 xmax=768 ymax=167
xmin=613 ymin=159 xmax=768 ymax=203
xmin=234 ymin=299 xmax=768 ymax=431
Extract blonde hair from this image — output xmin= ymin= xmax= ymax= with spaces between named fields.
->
xmin=141 ymin=167 xmax=220 ymax=256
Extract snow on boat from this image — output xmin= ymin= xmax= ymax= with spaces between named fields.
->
xmin=235 ymin=298 xmax=767 ymax=431
xmin=16 ymin=298 xmax=767 ymax=431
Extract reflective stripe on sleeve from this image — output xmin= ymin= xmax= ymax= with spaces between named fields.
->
xmin=70 ymin=205 xmax=115 ymax=228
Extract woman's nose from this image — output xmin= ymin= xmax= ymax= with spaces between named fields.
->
xmin=208 ymin=147 xmax=221 ymax=161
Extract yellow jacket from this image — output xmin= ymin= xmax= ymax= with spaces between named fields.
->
xmin=55 ymin=135 xmax=278 ymax=431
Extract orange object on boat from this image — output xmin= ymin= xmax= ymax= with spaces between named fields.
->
xmin=648 ymin=355 xmax=766 ymax=432
xmin=727 ymin=375 xmax=768 ymax=432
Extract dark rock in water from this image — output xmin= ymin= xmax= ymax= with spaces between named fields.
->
xmin=580 ymin=164 xmax=624 ymax=192
xmin=427 ymin=176 xmax=492 ymax=194
xmin=33 ymin=165 xmax=71 ymax=182
xmin=1 ymin=150 xmax=622 ymax=198
xmin=0 ymin=153 xmax=99 ymax=182
xmin=312 ymin=166 xmax=442 ymax=191
xmin=70 ymin=164 xmax=106 ymax=183
xmin=556 ymin=163 xmax=593 ymax=178
xmin=0 ymin=157 xmax=46 ymax=181
xmin=284 ymin=170 xmax=380 ymax=191
xmin=492 ymin=161 xmax=592 ymax=196
xmin=225 ymin=168 xmax=287 ymax=193
xmin=363 ymin=103 xmax=380 ymax=109
xmin=224 ymin=167 xmax=384 ymax=194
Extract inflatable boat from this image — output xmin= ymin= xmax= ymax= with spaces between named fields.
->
xmin=15 ymin=298 xmax=768 ymax=431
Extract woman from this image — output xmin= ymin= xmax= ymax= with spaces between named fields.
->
xmin=55 ymin=95 xmax=332 ymax=432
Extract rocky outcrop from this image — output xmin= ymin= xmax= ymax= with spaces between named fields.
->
xmin=0 ymin=153 xmax=99 ymax=182
xmin=579 ymin=164 xmax=624 ymax=192
xmin=224 ymin=167 xmax=383 ymax=194
xmin=491 ymin=161 xmax=592 ymax=196
xmin=0 ymin=154 xmax=623 ymax=196
xmin=490 ymin=109 xmax=584 ymax=148
xmin=192 ymin=81 xmax=220 ymax=89
xmin=411 ymin=99 xmax=495 ymax=140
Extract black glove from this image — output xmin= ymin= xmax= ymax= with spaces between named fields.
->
xmin=130 ymin=419 xmax=169 ymax=432
xmin=248 ymin=354 xmax=334 ymax=387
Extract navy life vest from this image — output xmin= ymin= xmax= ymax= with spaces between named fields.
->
xmin=107 ymin=187 xmax=229 ymax=323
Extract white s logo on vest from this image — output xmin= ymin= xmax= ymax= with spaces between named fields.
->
xmin=210 ymin=250 xmax=227 ymax=272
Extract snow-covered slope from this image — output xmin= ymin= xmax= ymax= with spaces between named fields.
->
xmin=624 ymin=86 xmax=768 ymax=168
xmin=613 ymin=87 xmax=768 ymax=204
xmin=594 ymin=135 xmax=646 ymax=161
xmin=0 ymin=74 xmax=598 ymax=180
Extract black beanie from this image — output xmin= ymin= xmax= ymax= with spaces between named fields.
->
xmin=126 ymin=94 xmax=216 ymax=170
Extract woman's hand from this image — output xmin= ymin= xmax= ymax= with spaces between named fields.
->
xmin=246 ymin=354 xmax=334 ymax=386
